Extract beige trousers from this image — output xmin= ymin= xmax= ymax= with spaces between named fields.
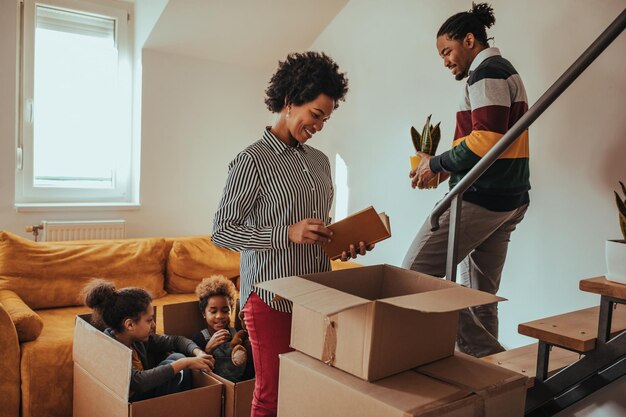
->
xmin=402 ymin=200 xmax=528 ymax=357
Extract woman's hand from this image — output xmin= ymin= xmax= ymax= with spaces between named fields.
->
xmin=340 ymin=241 xmax=375 ymax=261
xmin=204 ymin=329 xmax=231 ymax=354
xmin=288 ymin=218 xmax=332 ymax=245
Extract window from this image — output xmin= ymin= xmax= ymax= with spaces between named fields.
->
xmin=16 ymin=0 xmax=135 ymax=206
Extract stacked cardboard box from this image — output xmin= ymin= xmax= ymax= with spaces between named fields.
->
xmin=256 ymin=264 xmax=527 ymax=416
xmin=73 ymin=315 xmax=223 ymax=417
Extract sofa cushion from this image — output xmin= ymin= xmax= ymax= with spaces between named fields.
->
xmin=166 ymin=236 xmax=240 ymax=293
xmin=0 ymin=231 xmax=168 ymax=309
xmin=0 ymin=290 xmax=43 ymax=342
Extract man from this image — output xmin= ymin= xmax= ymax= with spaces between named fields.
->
xmin=402 ymin=2 xmax=530 ymax=358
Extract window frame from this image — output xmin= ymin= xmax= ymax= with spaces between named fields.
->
xmin=16 ymin=0 xmax=135 ymax=205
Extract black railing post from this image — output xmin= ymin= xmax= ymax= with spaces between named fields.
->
xmin=445 ymin=194 xmax=463 ymax=282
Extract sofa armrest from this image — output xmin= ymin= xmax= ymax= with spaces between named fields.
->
xmin=0 ymin=290 xmax=43 ymax=342
xmin=0 ymin=300 xmax=21 ymax=417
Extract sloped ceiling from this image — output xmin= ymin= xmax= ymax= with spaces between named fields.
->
xmin=144 ymin=0 xmax=349 ymax=70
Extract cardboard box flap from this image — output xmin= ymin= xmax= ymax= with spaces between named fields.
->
xmin=73 ymin=316 xmax=131 ymax=401
xmin=417 ymin=352 xmax=527 ymax=392
xmin=256 ymin=276 xmax=370 ymax=315
xmin=380 ymin=286 xmax=505 ymax=313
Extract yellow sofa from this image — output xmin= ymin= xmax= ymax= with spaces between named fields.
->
xmin=0 ymin=231 xmax=361 ymax=417
xmin=0 ymin=231 xmax=241 ymax=417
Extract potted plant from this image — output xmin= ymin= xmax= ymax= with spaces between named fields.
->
xmin=409 ymin=115 xmax=441 ymax=189
xmin=606 ymin=181 xmax=626 ymax=283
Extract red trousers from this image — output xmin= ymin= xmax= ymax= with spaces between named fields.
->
xmin=242 ymin=292 xmax=293 ymax=417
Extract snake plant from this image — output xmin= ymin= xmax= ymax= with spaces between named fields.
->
xmin=410 ymin=114 xmax=441 ymax=156
xmin=615 ymin=181 xmax=626 ymax=240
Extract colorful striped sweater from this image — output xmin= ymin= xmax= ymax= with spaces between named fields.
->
xmin=430 ymin=48 xmax=530 ymax=212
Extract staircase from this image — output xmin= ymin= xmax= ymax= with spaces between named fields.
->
xmin=483 ymin=276 xmax=626 ymax=416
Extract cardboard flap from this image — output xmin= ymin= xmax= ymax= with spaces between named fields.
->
xmin=417 ymin=352 xmax=527 ymax=392
xmin=163 ymin=301 xmax=206 ymax=338
xmin=73 ymin=316 xmax=132 ymax=401
xmin=380 ymin=286 xmax=505 ymax=313
xmin=256 ymin=277 xmax=370 ymax=316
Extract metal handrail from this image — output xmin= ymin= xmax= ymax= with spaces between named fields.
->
xmin=430 ymin=8 xmax=626 ymax=282
xmin=429 ymin=8 xmax=626 ymax=232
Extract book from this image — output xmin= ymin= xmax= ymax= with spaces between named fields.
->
xmin=323 ymin=206 xmax=391 ymax=260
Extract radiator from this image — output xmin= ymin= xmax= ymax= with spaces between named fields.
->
xmin=40 ymin=220 xmax=126 ymax=242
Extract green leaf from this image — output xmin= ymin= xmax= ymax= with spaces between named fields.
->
xmin=429 ymin=122 xmax=441 ymax=156
xmin=410 ymin=126 xmax=421 ymax=153
xmin=421 ymin=114 xmax=432 ymax=154
xmin=616 ymin=191 xmax=626 ymax=218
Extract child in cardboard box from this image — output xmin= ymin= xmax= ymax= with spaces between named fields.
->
xmin=83 ymin=279 xmax=215 ymax=401
xmin=192 ymin=275 xmax=254 ymax=382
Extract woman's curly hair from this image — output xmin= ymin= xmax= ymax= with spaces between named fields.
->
xmin=195 ymin=275 xmax=238 ymax=312
xmin=82 ymin=279 xmax=152 ymax=332
xmin=264 ymin=51 xmax=349 ymax=113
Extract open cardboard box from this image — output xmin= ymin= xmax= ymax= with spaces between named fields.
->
xmin=278 ymin=351 xmax=478 ymax=417
xmin=163 ymin=301 xmax=255 ymax=417
xmin=258 ymin=264 xmax=504 ymax=381
xmin=73 ymin=315 xmax=223 ymax=417
xmin=417 ymin=352 xmax=528 ymax=417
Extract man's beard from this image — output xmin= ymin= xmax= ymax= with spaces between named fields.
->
xmin=455 ymin=68 xmax=468 ymax=81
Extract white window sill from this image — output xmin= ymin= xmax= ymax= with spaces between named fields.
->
xmin=14 ymin=202 xmax=141 ymax=212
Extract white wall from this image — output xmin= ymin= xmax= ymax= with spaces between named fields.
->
xmin=311 ymin=1 xmax=626 ymax=413
xmin=136 ymin=48 xmax=271 ymax=236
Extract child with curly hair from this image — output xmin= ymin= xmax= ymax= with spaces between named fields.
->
xmin=83 ymin=279 xmax=215 ymax=401
xmin=192 ymin=275 xmax=253 ymax=382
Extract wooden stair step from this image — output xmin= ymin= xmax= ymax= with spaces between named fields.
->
xmin=580 ymin=276 xmax=626 ymax=299
xmin=481 ymin=343 xmax=580 ymax=388
xmin=518 ymin=304 xmax=626 ymax=353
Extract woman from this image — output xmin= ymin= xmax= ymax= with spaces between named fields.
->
xmin=211 ymin=51 xmax=371 ymax=417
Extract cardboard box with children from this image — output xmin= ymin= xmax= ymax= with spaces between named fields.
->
xmin=257 ymin=264 xmax=504 ymax=381
xmin=163 ymin=301 xmax=255 ymax=417
xmin=73 ymin=315 xmax=223 ymax=417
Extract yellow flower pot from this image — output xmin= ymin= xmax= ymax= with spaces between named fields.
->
xmin=409 ymin=154 xmax=440 ymax=189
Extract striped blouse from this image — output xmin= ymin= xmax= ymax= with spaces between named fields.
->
xmin=212 ymin=128 xmax=333 ymax=313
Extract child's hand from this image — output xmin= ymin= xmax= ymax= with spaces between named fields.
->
xmin=204 ymin=329 xmax=231 ymax=354
xmin=171 ymin=354 xmax=215 ymax=373
xmin=186 ymin=355 xmax=215 ymax=371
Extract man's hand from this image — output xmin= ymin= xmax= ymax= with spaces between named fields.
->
xmin=288 ymin=218 xmax=332 ymax=245
xmin=340 ymin=241 xmax=375 ymax=262
xmin=410 ymin=152 xmax=438 ymax=189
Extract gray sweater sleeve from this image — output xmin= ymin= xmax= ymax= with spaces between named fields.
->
xmin=129 ymin=334 xmax=200 ymax=396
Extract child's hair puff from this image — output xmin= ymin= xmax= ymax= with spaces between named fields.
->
xmin=83 ymin=278 xmax=152 ymax=332
xmin=195 ymin=275 xmax=238 ymax=312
